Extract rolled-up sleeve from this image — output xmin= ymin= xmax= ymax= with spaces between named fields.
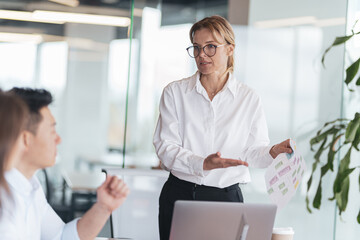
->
xmin=153 ymin=85 xmax=206 ymax=177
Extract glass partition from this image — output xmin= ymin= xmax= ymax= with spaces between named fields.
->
xmin=242 ymin=0 xmax=347 ymax=239
xmin=335 ymin=0 xmax=360 ymax=238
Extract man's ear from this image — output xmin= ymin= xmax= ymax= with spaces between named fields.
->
xmin=22 ymin=130 xmax=33 ymax=150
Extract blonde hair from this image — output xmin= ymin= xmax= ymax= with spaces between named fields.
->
xmin=189 ymin=15 xmax=235 ymax=73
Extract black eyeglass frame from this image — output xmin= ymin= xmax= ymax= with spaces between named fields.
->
xmin=186 ymin=43 xmax=227 ymax=58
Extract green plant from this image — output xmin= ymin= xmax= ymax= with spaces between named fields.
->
xmin=306 ymin=22 xmax=360 ymax=223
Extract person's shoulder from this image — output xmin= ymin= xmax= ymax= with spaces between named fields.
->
xmin=235 ymin=81 xmax=261 ymax=100
xmin=0 ymin=183 xmax=19 ymax=225
xmin=0 ymin=188 xmax=17 ymax=237
xmin=0 ymin=186 xmax=15 ymax=209
xmin=164 ymin=73 xmax=196 ymax=91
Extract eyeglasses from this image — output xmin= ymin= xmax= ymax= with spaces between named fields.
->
xmin=186 ymin=43 xmax=227 ymax=58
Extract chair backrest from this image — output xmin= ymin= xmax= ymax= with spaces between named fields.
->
xmin=103 ymin=168 xmax=169 ymax=240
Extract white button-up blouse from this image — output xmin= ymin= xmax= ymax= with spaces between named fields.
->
xmin=153 ymin=72 xmax=274 ymax=188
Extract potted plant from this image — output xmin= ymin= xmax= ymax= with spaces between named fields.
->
xmin=306 ymin=21 xmax=360 ymax=223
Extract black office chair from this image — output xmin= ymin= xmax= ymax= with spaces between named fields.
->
xmin=37 ymin=169 xmax=72 ymax=222
xmin=39 ymin=169 xmax=96 ymax=222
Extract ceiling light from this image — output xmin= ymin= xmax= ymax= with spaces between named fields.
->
xmin=254 ymin=16 xmax=346 ymax=29
xmin=315 ymin=18 xmax=345 ymax=27
xmin=0 ymin=10 xmax=64 ymax=24
xmin=33 ymin=10 xmax=131 ymax=27
xmin=0 ymin=32 xmax=43 ymax=43
xmin=254 ymin=16 xmax=316 ymax=28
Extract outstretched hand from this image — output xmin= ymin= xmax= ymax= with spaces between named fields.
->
xmin=203 ymin=152 xmax=248 ymax=171
xmin=96 ymin=175 xmax=129 ymax=213
xmin=269 ymin=139 xmax=293 ymax=159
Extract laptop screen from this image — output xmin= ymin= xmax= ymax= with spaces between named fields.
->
xmin=170 ymin=201 xmax=277 ymax=240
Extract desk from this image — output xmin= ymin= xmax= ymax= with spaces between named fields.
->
xmin=61 ymin=171 xmax=105 ymax=219
xmin=63 ymin=171 xmax=105 ymax=191
xmin=102 ymin=168 xmax=168 ymax=239
xmin=76 ymin=153 xmax=159 ymax=171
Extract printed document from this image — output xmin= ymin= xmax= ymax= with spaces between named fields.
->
xmin=265 ymin=139 xmax=306 ymax=209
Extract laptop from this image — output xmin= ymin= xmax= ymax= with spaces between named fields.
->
xmin=169 ymin=201 xmax=277 ymax=240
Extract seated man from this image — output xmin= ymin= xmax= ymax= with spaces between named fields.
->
xmin=0 ymin=88 xmax=129 ymax=240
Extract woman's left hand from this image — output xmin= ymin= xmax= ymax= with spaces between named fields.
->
xmin=269 ymin=139 xmax=293 ymax=159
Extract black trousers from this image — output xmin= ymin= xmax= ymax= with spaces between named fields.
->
xmin=158 ymin=173 xmax=244 ymax=240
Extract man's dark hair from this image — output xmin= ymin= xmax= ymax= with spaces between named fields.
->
xmin=9 ymin=88 xmax=53 ymax=134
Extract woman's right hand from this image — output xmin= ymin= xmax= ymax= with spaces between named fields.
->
xmin=203 ymin=152 xmax=248 ymax=170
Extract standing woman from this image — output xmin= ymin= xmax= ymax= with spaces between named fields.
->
xmin=153 ymin=15 xmax=292 ymax=240
xmin=0 ymin=90 xmax=28 ymax=205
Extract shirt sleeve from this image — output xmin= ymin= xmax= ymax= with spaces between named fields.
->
xmin=41 ymin=203 xmax=80 ymax=240
xmin=241 ymin=97 xmax=274 ymax=168
xmin=62 ymin=218 xmax=80 ymax=240
xmin=153 ymin=85 xmax=206 ymax=177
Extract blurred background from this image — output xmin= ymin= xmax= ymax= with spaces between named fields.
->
xmin=0 ymin=0 xmax=359 ymax=239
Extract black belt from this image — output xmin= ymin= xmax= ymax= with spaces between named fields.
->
xmin=168 ymin=173 xmax=239 ymax=192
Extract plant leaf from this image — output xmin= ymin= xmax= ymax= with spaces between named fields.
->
xmin=314 ymin=138 xmax=328 ymax=161
xmin=357 ymin=209 xmax=360 ymax=224
xmin=313 ymin=179 xmax=322 ymax=209
xmin=335 ymin=191 xmax=343 ymax=213
xmin=336 ymin=177 xmax=350 ymax=214
xmin=306 ymin=196 xmax=312 ymax=213
xmin=327 ymin=148 xmax=336 ymax=171
xmin=323 ymin=118 xmax=349 ymax=128
xmin=345 ymin=58 xmax=360 ymax=86
xmin=334 ymin=168 xmax=355 ymax=193
xmin=307 ymin=137 xmax=328 ymax=204
xmin=330 ymin=148 xmax=352 ymax=200
xmin=333 ymin=148 xmax=353 ymax=193
xmin=345 ymin=113 xmax=360 ymax=143
xmin=307 ymin=170 xmax=314 ymax=192
xmin=310 ymin=127 xmax=336 ymax=150
xmin=339 ymin=147 xmax=352 ymax=172
xmin=313 ymin=122 xmax=347 ymax=142
xmin=356 ymin=75 xmax=360 ymax=86
xmin=307 ymin=141 xmax=330 ymax=212
xmin=353 ymin=125 xmax=360 ymax=151
xmin=328 ymin=133 xmax=344 ymax=171
xmin=306 ymin=161 xmax=318 ymax=204
xmin=333 ymin=35 xmax=354 ymax=45
xmin=321 ymin=164 xmax=330 ymax=177
xmin=322 ymin=35 xmax=354 ymax=66
xmin=313 ymin=164 xmax=331 ymax=208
